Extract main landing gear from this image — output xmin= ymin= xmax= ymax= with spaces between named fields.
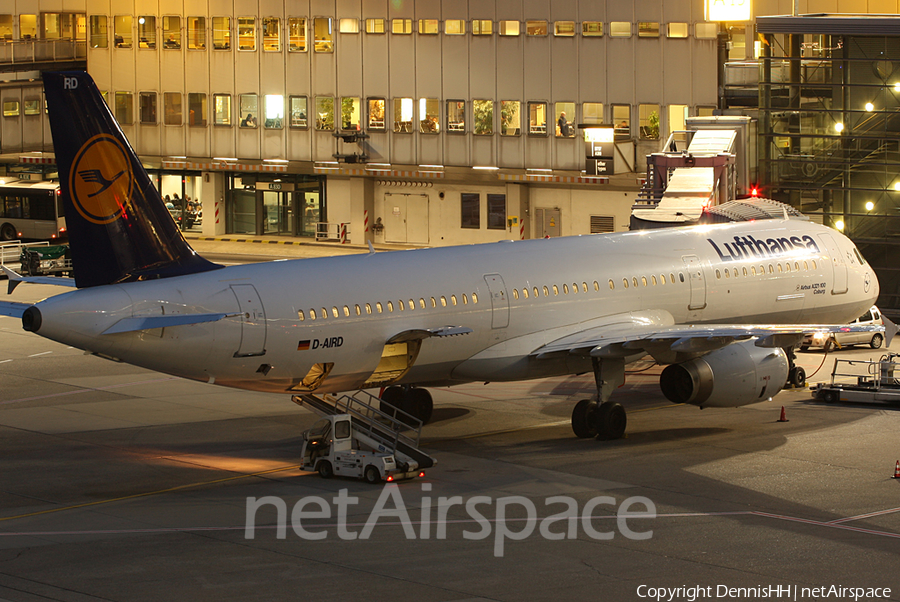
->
xmin=571 ymin=357 xmax=628 ymax=440
xmin=380 ymin=385 xmax=434 ymax=425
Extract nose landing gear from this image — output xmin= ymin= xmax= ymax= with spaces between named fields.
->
xmin=380 ymin=385 xmax=434 ymax=425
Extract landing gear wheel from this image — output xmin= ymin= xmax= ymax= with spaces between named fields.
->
xmin=592 ymin=401 xmax=627 ymax=441
xmin=407 ymin=388 xmax=434 ymax=425
xmin=789 ymin=366 xmax=806 ymax=388
xmin=379 ymin=386 xmax=405 ymax=417
xmin=364 ymin=465 xmax=381 ymax=484
xmin=0 ymin=223 xmax=15 ymax=241
xmin=871 ymin=333 xmax=884 ymax=349
xmin=571 ymin=399 xmax=599 ymax=438
xmin=317 ymin=460 xmax=334 ymax=479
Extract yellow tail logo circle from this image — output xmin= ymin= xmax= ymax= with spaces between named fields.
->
xmin=69 ymin=134 xmax=134 ymax=225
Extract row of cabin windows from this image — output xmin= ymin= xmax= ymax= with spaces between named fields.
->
xmin=298 ymin=293 xmax=478 ymax=321
xmin=715 ymin=259 xmax=818 ymax=279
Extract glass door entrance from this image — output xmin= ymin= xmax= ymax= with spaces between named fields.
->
xmin=262 ymin=191 xmax=293 ymax=235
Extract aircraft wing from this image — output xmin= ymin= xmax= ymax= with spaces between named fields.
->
xmin=3 ymin=265 xmax=76 ymax=294
xmin=0 ymin=300 xmax=30 ymax=319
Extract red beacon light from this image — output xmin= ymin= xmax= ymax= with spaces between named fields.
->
xmin=750 ymin=186 xmax=759 ymax=197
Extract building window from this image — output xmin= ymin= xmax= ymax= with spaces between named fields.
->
xmin=638 ymin=22 xmax=660 ymax=37
xmin=2 ymin=100 xmax=18 ymax=117
xmin=554 ymin=21 xmax=575 ymax=37
xmin=500 ymin=100 xmax=520 ymax=135
xmin=339 ymin=19 xmax=359 ymax=34
xmin=419 ymin=98 xmax=439 ymax=133
xmin=472 ymin=20 xmax=493 ymax=35
xmin=392 ymin=19 xmax=412 ymax=34
xmin=639 ymin=104 xmax=660 ymax=139
xmin=214 ymin=94 xmax=231 ymax=125
xmin=697 ymin=106 xmax=716 ymax=117
xmin=447 ymin=100 xmax=465 ymax=133
xmin=90 ymin=15 xmax=107 ymax=47
xmin=239 ymin=94 xmax=258 ymax=128
xmin=612 ymin=104 xmax=630 ymax=136
xmin=609 ymin=22 xmax=631 ymax=37
xmin=583 ymin=21 xmax=603 ymax=37
xmin=418 ymin=19 xmax=438 ymax=35
xmin=19 ymin=15 xmax=36 ymax=39
xmin=188 ymin=17 xmax=205 ymax=49
xmin=499 ymin=21 xmax=520 ymax=36
xmin=290 ymin=96 xmax=308 ymax=128
xmin=114 ymin=16 xmax=132 ymax=48
xmin=238 ymin=17 xmax=255 ymax=50
xmin=265 ymin=95 xmax=283 ymax=128
xmin=461 ymin=193 xmax=480 ymax=229
xmin=366 ymin=19 xmax=385 ymax=34
xmin=0 ymin=15 xmax=12 ymax=40
xmin=555 ymin=102 xmax=575 ymax=137
xmin=393 ymin=98 xmax=413 ymax=133
xmin=163 ymin=16 xmax=180 ymax=48
xmin=139 ymin=92 xmax=156 ymax=124
xmin=695 ymin=23 xmax=717 ymax=39
xmin=528 ymin=101 xmax=548 ymax=135
xmin=188 ymin=93 xmax=207 ymax=126
xmin=473 ymin=100 xmax=493 ymax=135
xmin=315 ymin=96 xmax=334 ymax=130
xmin=667 ymin=23 xmax=688 ymax=38
xmin=114 ymin=92 xmax=133 ymax=124
xmin=340 ymin=97 xmax=360 ymax=130
xmin=263 ymin=17 xmax=280 ymax=51
xmin=288 ymin=18 xmax=306 ymax=51
xmin=444 ymin=20 xmax=465 ymax=35
xmin=668 ymin=104 xmax=687 ymax=139
xmin=367 ymin=98 xmax=385 ymax=130
xmin=164 ymin=92 xmax=181 ymax=125
xmin=314 ymin=18 xmax=333 ymax=52
xmin=212 ymin=17 xmax=230 ymax=50
xmin=138 ymin=16 xmax=156 ymax=48
xmin=583 ymin=102 xmax=604 ymax=125
xmin=23 ymin=99 xmax=39 ymax=116
xmin=487 ymin=194 xmax=506 ymax=229
xmin=526 ymin=21 xmax=547 ymax=36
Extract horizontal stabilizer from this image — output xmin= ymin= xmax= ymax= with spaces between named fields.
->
xmin=102 ymin=312 xmax=240 ymax=335
xmin=3 ymin=266 xmax=76 ymax=294
xmin=0 ymin=300 xmax=31 ymax=319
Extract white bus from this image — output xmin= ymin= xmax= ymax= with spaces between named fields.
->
xmin=0 ymin=180 xmax=67 ymax=241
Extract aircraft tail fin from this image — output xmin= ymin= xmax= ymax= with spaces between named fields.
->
xmin=42 ymin=71 xmax=221 ymax=288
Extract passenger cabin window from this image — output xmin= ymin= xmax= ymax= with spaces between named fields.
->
xmin=366 ymin=19 xmax=385 ymax=34
xmin=444 ymin=20 xmax=465 ymax=35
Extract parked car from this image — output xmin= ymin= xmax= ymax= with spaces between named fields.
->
xmin=799 ymin=306 xmax=884 ymax=351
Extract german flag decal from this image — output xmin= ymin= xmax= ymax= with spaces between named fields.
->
xmin=297 ymin=340 xmax=311 ymax=351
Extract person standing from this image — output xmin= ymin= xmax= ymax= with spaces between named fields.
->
xmin=558 ymin=111 xmax=569 ymax=137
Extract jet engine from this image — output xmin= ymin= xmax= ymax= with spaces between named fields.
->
xmin=659 ymin=339 xmax=789 ymax=408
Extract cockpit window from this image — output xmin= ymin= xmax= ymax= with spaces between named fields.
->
xmin=853 ymin=247 xmax=866 ymax=265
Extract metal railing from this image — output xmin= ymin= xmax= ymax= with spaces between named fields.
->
xmin=0 ymin=241 xmax=49 ymax=267
xmin=0 ymin=39 xmax=86 ymax=65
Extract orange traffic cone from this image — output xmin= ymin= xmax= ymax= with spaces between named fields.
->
xmin=777 ymin=406 xmax=788 ymax=422
xmin=893 ymin=461 xmax=900 ymax=479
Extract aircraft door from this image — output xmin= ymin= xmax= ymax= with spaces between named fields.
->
xmin=817 ymin=233 xmax=848 ymax=295
xmin=483 ymin=273 xmax=510 ymax=329
xmin=230 ymin=284 xmax=267 ymax=357
xmin=682 ymin=255 xmax=707 ymax=310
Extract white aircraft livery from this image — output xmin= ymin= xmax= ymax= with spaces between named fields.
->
xmin=0 ymin=71 xmax=887 ymax=441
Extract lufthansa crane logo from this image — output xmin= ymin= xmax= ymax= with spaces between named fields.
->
xmin=69 ymin=134 xmax=134 ymax=225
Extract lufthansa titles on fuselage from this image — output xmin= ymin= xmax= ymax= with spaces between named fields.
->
xmin=707 ymin=234 xmax=819 ymax=262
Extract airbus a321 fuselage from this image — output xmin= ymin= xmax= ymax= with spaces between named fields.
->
xmin=0 ymin=72 xmax=884 ymax=441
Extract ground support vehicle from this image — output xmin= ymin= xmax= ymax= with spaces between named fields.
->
xmin=294 ymin=390 xmax=436 ymax=483
xmin=800 ymin=306 xmax=884 ymax=351
xmin=19 ymin=244 xmax=72 ymax=277
xmin=811 ymin=353 xmax=900 ymax=403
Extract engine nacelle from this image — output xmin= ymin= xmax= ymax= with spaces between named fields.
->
xmin=659 ymin=339 xmax=789 ymax=408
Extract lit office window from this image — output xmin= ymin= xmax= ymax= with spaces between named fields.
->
xmin=90 ymin=15 xmax=107 ymax=48
xmin=19 ymin=14 xmax=36 ymax=39
xmin=164 ymin=92 xmax=182 ymax=125
xmin=23 ymin=99 xmax=39 ymax=115
xmin=610 ymin=22 xmax=631 ymax=37
xmin=526 ymin=21 xmax=547 ymax=36
xmin=697 ymin=106 xmax=716 ymax=117
xmin=554 ymin=21 xmax=575 ymax=36
xmin=341 ymin=97 xmax=360 ymax=130
xmin=472 ymin=20 xmax=492 ymax=35
xmin=638 ymin=22 xmax=660 ymax=37
xmin=444 ymin=20 xmax=465 ymax=35
xmin=188 ymin=93 xmax=207 ymax=126
xmin=367 ymin=98 xmax=385 ymax=130
xmin=461 ymin=193 xmax=480 ymax=229
xmin=393 ymin=98 xmax=413 ymax=133
xmin=392 ymin=19 xmax=412 ymax=34
xmin=239 ymin=94 xmax=258 ymax=128
xmin=340 ymin=19 xmax=359 ymax=33
xmin=447 ymin=100 xmax=465 ymax=133
xmin=138 ymin=16 xmax=156 ymax=48
xmin=0 ymin=15 xmax=13 ymax=40
xmin=288 ymin=18 xmax=307 ymax=51
xmin=213 ymin=94 xmax=231 ymax=125
xmin=667 ymin=23 xmax=688 ymax=38
xmin=500 ymin=100 xmax=520 ymax=136
xmin=114 ymin=16 xmax=132 ymax=48
xmin=139 ymin=92 xmax=156 ymax=123
xmin=366 ymin=19 xmax=385 ymax=34
xmin=419 ymin=98 xmax=439 ymax=133
xmin=583 ymin=102 xmax=604 ymax=125
xmin=315 ymin=96 xmax=334 ymax=130
xmin=612 ymin=104 xmax=630 ymax=136
xmin=314 ymin=18 xmax=333 ymax=52
xmin=238 ymin=17 xmax=255 ymax=50
xmin=188 ymin=17 xmax=205 ymax=49
xmin=290 ymin=96 xmax=308 ymax=128
xmin=638 ymin=103 xmax=660 ymax=139
xmin=695 ymin=23 xmax=717 ymax=39
xmin=473 ymin=100 xmax=493 ymax=135
xmin=582 ymin=22 xmax=603 ymax=37
xmin=115 ymin=92 xmax=133 ymax=124
xmin=2 ymin=100 xmax=18 ymax=117
xmin=528 ymin=101 xmax=547 ymax=135
xmin=212 ymin=17 xmax=230 ymax=49
xmin=163 ymin=16 xmax=180 ymax=48
xmin=487 ymin=194 xmax=506 ymax=230
xmin=262 ymin=18 xmax=280 ymax=51
xmin=555 ymin=102 xmax=575 ymax=137
xmin=264 ymin=95 xmax=283 ymax=128
xmin=499 ymin=21 xmax=520 ymax=36
xmin=418 ymin=19 xmax=438 ymax=34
